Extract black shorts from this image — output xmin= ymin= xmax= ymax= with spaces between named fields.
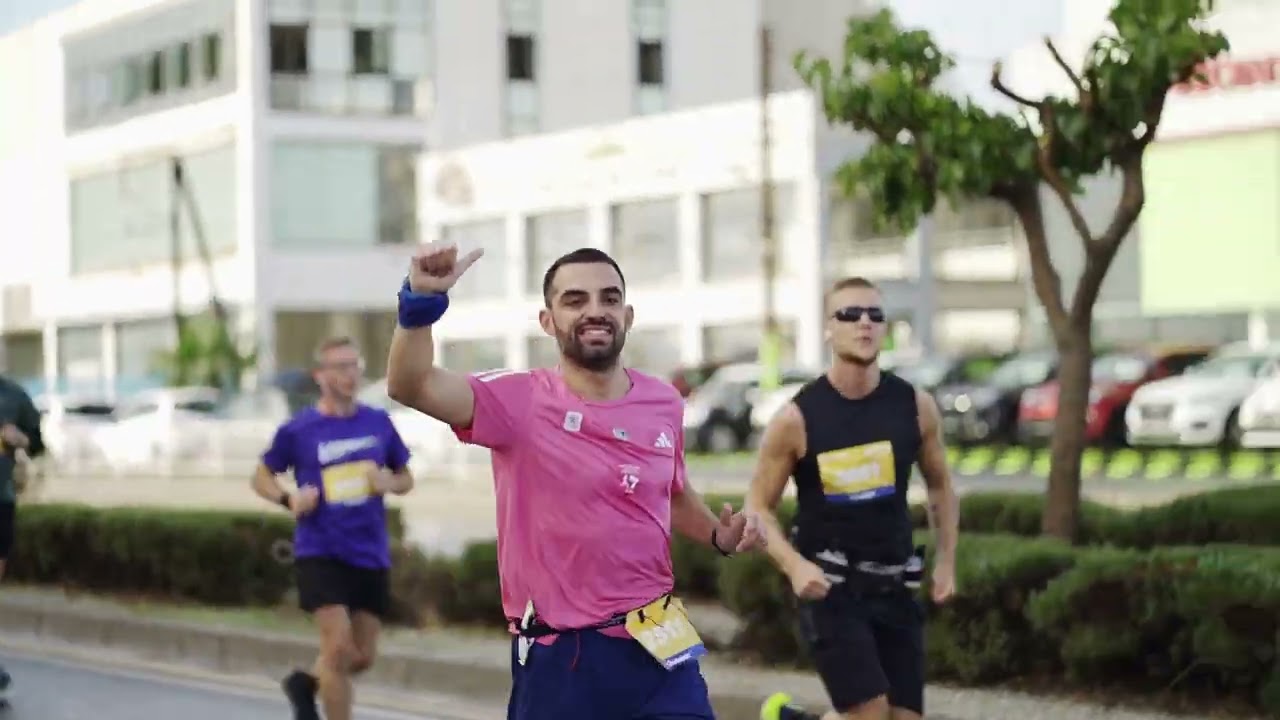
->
xmin=294 ymin=556 xmax=390 ymax=619
xmin=797 ymin=584 xmax=926 ymax=714
xmin=0 ymin=502 xmax=14 ymax=561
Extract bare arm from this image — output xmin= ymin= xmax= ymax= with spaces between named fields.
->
xmin=916 ymin=389 xmax=958 ymax=564
xmin=671 ymin=482 xmax=731 ymax=551
xmin=15 ymin=391 xmax=44 ymax=457
xmin=378 ymin=467 xmax=415 ymax=495
xmin=386 ymin=324 xmax=477 ymax=427
xmin=250 ymin=463 xmax=293 ymax=507
xmin=745 ymin=403 xmax=806 ymax=575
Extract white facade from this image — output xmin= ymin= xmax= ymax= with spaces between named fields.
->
xmin=421 ymin=90 xmax=831 ymax=370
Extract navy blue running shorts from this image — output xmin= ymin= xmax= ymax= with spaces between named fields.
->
xmin=506 ymin=630 xmax=716 ymax=720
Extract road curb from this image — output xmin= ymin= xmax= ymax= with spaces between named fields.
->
xmin=0 ymin=595 xmax=814 ymax=719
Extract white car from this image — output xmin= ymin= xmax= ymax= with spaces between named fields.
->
xmin=89 ymin=386 xmax=223 ymax=470
xmin=1125 ymin=342 xmax=1280 ymax=448
xmin=1239 ymin=375 xmax=1280 ymax=449
xmin=748 ymin=382 xmax=807 ymax=442
xmin=357 ymin=379 xmax=487 ymax=479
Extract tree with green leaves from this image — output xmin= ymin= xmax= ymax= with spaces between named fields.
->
xmin=796 ymin=0 xmax=1229 ymax=540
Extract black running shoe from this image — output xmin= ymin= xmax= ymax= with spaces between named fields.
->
xmin=281 ymin=668 xmax=320 ymax=720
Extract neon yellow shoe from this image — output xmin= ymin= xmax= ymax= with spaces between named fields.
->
xmin=760 ymin=692 xmax=820 ymax=720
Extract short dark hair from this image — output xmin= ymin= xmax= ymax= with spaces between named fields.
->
xmin=313 ymin=335 xmax=357 ymax=366
xmin=541 ymin=247 xmax=627 ymax=306
xmin=825 ymin=276 xmax=880 ymax=309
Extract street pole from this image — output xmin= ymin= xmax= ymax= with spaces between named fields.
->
xmin=758 ymin=24 xmax=781 ymax=392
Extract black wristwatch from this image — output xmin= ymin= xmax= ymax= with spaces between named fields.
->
xmin=710 ymin=528 xmax=733 ymax=558
xmin=278 ymin=492 xmax=293 ymax=510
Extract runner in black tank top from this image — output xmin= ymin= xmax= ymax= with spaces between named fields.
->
xmin=747 ymin=277 xmax=959 ymax=720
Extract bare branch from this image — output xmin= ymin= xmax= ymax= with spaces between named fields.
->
xmin=990 ymin=61 xmax=1039 ymax=109
xmin=1044 ymin=37 xmax=1085 ymax=98
xmin=1034 ymin=104 xmax=1096 ymax=244
xmin=1008 ymin=186 xmax=1072 ymax=341
xmin=1094 ymin=155 xmax=1145 ymax=253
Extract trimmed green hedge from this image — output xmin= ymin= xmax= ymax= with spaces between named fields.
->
xmin=10 ymin=490 xmax=1280 ymax=714
xmin=671 ymin=485 xmax=1280 ymax=601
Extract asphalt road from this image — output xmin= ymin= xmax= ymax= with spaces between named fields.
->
xmin=0 ymin=650 xmax=437 ymax=720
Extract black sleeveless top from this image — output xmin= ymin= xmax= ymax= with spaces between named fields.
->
xmin=790 ymin=371 xmax=921 ymax=565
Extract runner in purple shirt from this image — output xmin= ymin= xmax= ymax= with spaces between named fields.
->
xmin=251 ymin=336 xmax=415 ymax=720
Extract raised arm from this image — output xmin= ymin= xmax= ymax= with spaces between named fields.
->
xmin=385 ymin=244 xmax=484 ymax=427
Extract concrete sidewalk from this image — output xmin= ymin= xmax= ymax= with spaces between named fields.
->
xmin=0 ymin=588 xmax=1229 ymax=720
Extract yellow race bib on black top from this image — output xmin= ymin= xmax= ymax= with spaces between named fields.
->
xmin=625 ymin=595 xmax=707 ymax=670
xmin=817 ymin=441 xmax=896 ymax=504
xmin=321 ymin=460 xmax=376 ymax=505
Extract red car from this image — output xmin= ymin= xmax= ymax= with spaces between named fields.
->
xmin=1017 ymin=346 xmax=1212 ymax=446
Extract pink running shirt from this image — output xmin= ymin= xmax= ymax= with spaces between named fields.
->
xmin=453 ymin=367 xmax=687 ymax=641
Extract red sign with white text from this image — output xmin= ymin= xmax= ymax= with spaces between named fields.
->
xmin=1173 ymin=56 xmax=1280 ymax=94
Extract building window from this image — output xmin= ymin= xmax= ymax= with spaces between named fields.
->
xmin=271 ymin=142 xmax=419 ymax=249
xmin=441 ymin=338 xmax=507 ymax=374
xmin=171 ymin=42 xmax=192 ymax=89
xmin=701 ymin=185 xmax=795 ymax=282
xmin=527 ymin=335 xmax=560 ymax=369
xmin=632 ymin=0 xmax=666 ymax=114
xmin=441 ymin=220 xmax=508 ymax=301
xmin=624 ymin=327 xmax=682 ymax=377
xmin=146 ymin=51 xmax=165 ymax=95
xmin=506 ymin=35 xmax=536 ymax=81
xmin=270 ymin=24 xmax=309 ymax=74
xmin=526 ymin=210 xmax=589 ymax=296
xmin=202 ymin=32 xmax=222 ymax=81
xmin=377 ymin=147 xmax=418 ymax=244
xmin=611 ymin=198 xmax=679 ymax=285
xmin=702 ymin=321 xmax=797 ymax=366
xmin=637 ymin=41 xmax=664 ymax=85
xmin=69 ymin=144 xmax=238 ymax=276
xmin=352 ymin=27 xmax=391 ymax=75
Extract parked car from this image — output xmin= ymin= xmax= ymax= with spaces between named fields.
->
xmin=1126 ymin=341 xmax=1280 ymax=448
xmin=935 ymin=349 xmax=1058 ymax=445
xmin=1017 ymin=345 xmax=1212 ymax=446
xmin=1239 ymin=374 xmax=1280 ymax=449
xmin=669 ymin=362 xmax=727 ymax=399
xmin=32 ymin=393 xmax=116 ymax=471
xmin=682 ymin=363 xmax=816 ymax=453
xmin=89 ymin=386 xmax=223 ymax=469
xmin=892 ymin=353 xmax=1006 ymax=395
xmin=747 ymin=381 xmax=809 ymax=445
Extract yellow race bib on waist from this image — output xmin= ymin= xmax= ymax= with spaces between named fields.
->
xmin=625 ymin=595 xmax=707 ymax=670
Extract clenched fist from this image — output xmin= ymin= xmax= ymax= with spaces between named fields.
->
xmin=409 ymin=243 xmax=484 ymax=295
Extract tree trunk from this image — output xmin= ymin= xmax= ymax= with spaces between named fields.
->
xmin=1042 ymin=321 xmax=1093 ymax=541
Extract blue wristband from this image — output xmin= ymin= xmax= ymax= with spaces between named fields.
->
xmin=397 ymin=278 xmax=450 ymax=328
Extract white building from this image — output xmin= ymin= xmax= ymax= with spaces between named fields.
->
xmin=422 ymin=89 xmax=1031 ymax=377
xmin=0 ymin=0 xmax=1031 ymax=397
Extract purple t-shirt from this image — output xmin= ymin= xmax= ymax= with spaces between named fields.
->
xmin=262 ymin=404 xmax=411 ymax=570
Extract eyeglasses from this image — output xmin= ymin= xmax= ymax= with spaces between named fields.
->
xmin=832 ymin=305 xmax=886 ymax=324
xmin=321 ymin=359 xmax=366 ymax=373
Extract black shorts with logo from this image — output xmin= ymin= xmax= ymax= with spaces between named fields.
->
xmin=294 ymin=556 xmax=391 ymax=619
xmin=0 ymin=502 xmax=14 ymax=561
xmin=796 ymin=583 xmax=926 ymax=714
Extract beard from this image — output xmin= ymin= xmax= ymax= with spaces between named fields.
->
xmin=555 ymin=317 xmax=626 ymax=372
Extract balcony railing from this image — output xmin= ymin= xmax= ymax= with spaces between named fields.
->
xmin=269 ymin=73 xmax=429 ymax=117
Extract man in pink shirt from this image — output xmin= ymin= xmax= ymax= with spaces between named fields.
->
xmin=387 ymin=244 xmax=766 ymax=719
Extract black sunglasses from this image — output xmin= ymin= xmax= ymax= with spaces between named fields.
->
xmin=832 ymin=305 xmax=886 ymax=323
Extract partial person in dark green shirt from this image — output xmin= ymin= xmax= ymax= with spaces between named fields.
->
xmin=0 ymin=373 xmax=43 ymax=703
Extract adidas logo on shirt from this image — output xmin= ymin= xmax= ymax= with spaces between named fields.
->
xmin=653 ymin=432 xmax=674 ymax=449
